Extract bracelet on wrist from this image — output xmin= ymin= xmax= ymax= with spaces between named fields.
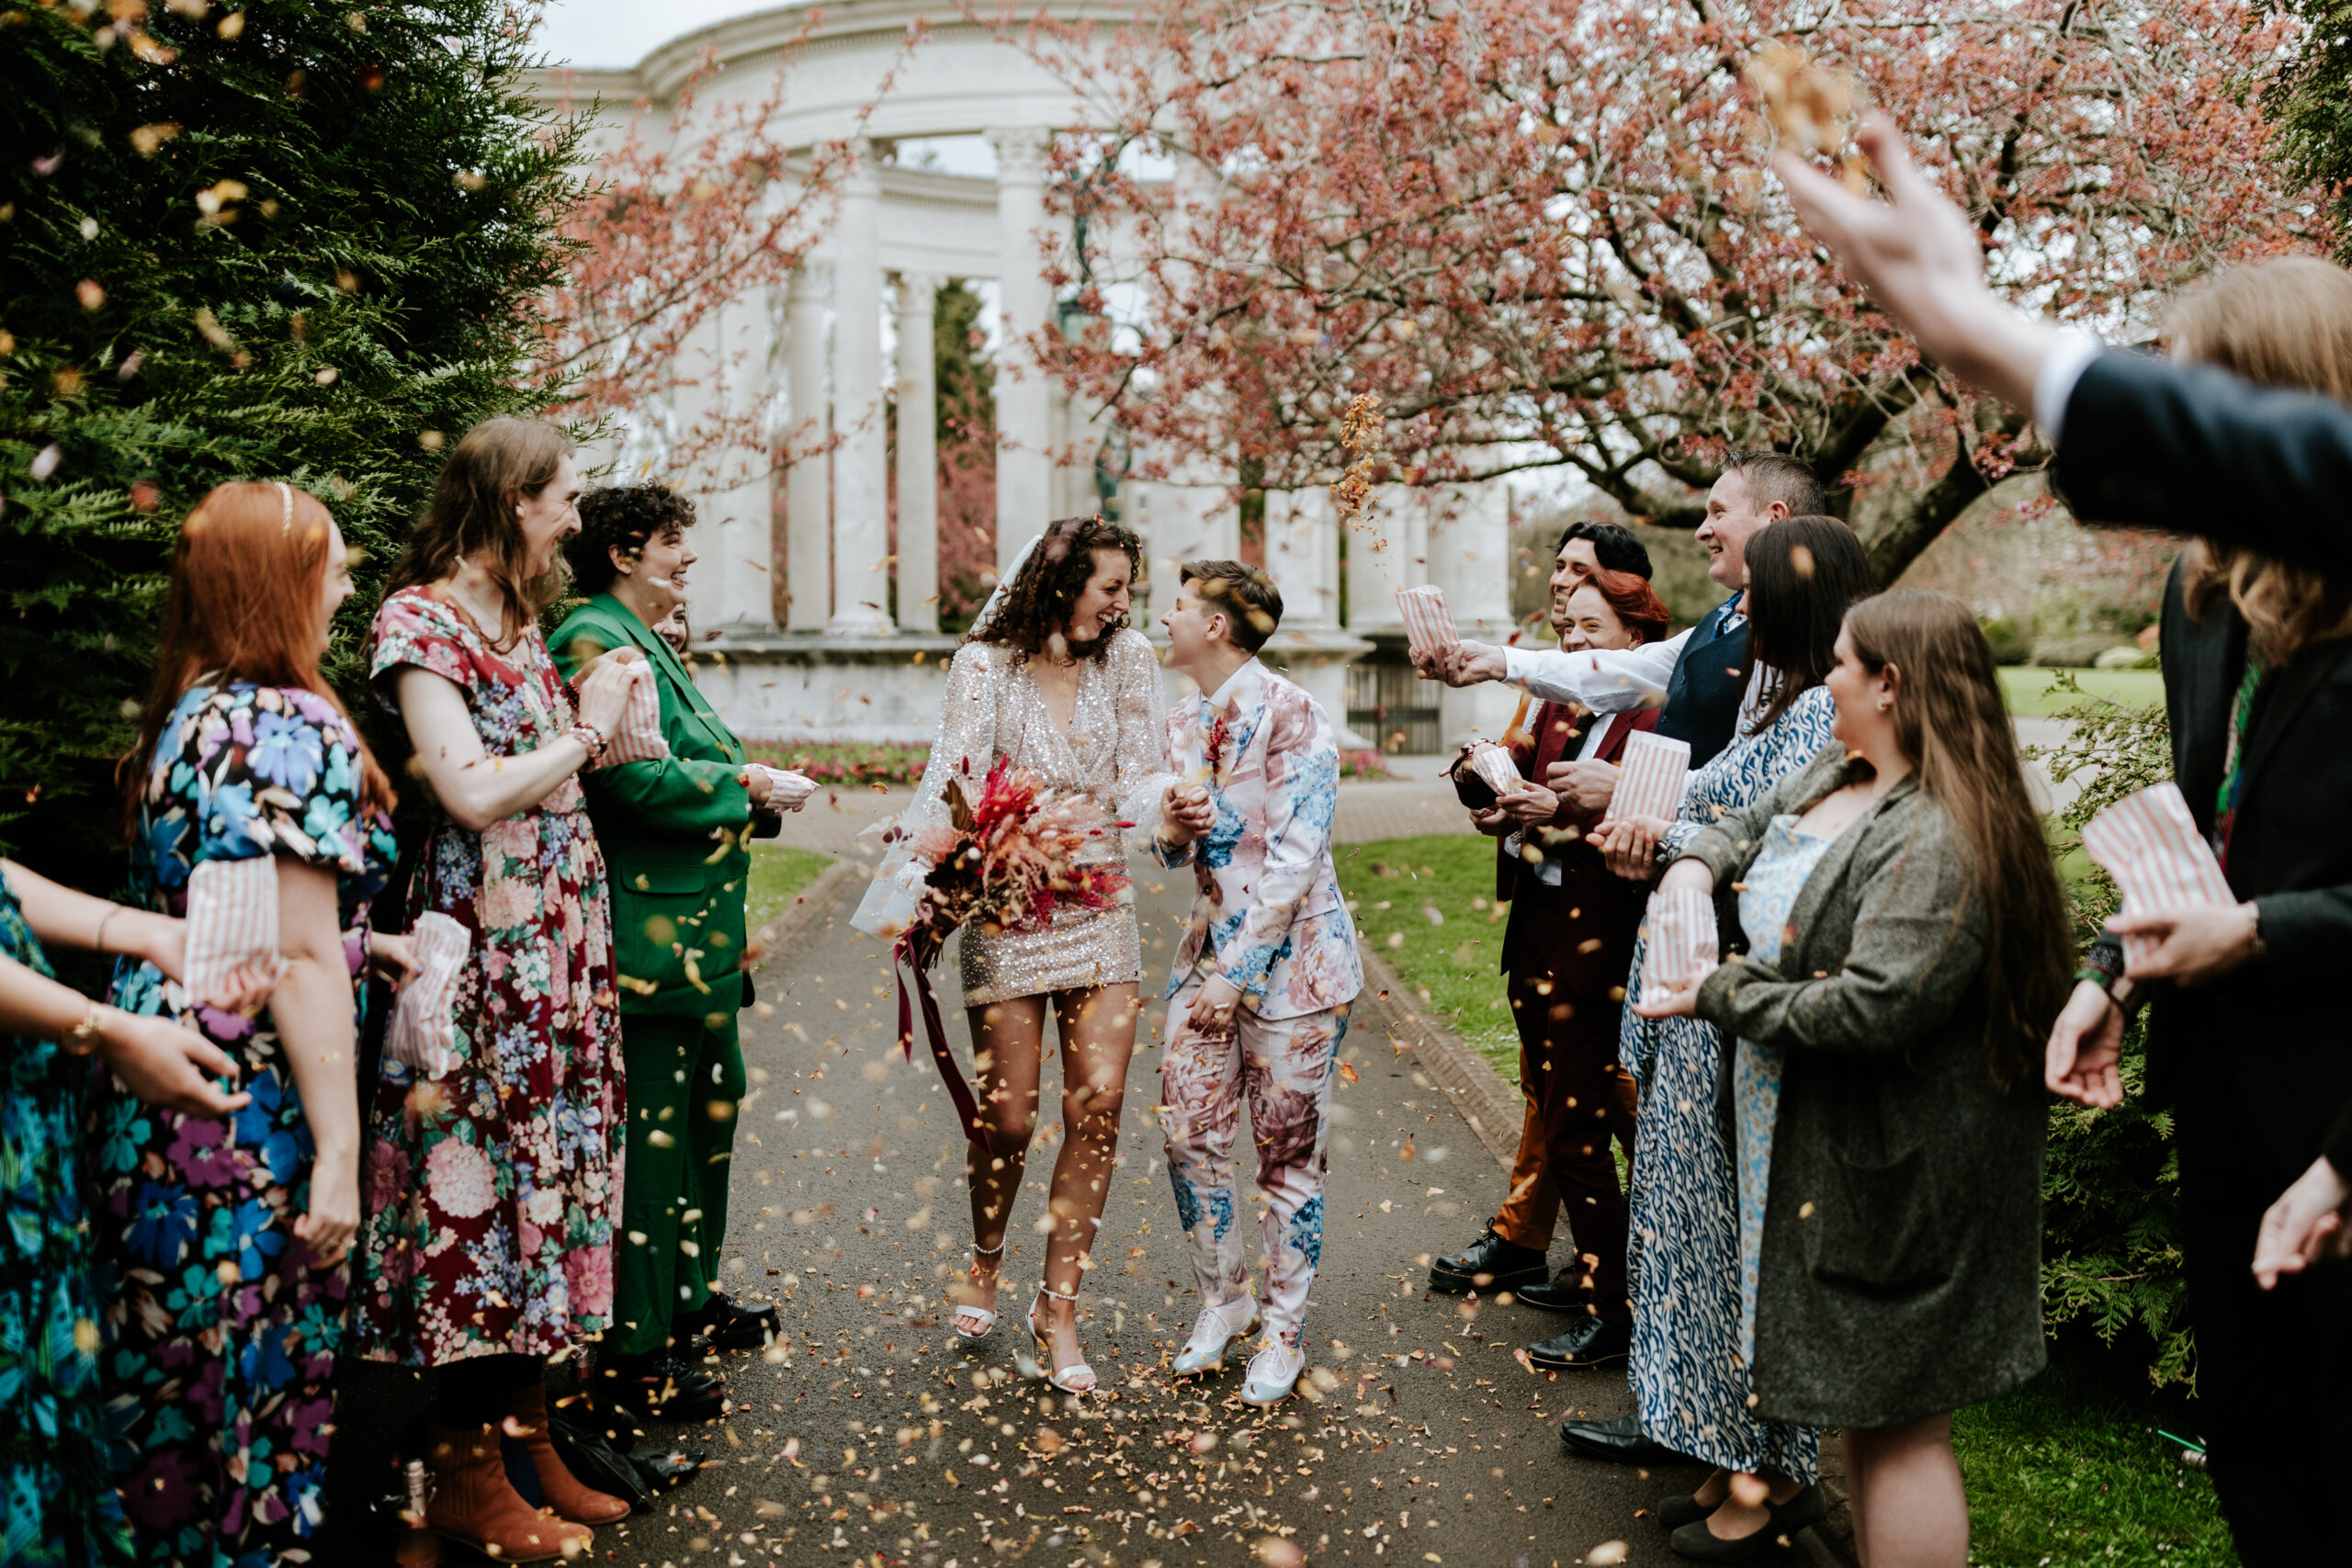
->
xmin=564 ymin=723 xmax=609 ymax=761
xmin=94 ymin=905 xmax=123 ymax=953
xmin=2072 ymin=964 xmax=2116 ymax=993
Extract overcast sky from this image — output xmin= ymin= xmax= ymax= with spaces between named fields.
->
xmin=530 ymin=0 xmax=776 ymax=70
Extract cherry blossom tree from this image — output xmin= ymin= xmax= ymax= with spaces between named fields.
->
xmin=1008 ymin=0 xmax=2330 ymax=581
xmin=537 ymin=26 xmax=922 ymax=486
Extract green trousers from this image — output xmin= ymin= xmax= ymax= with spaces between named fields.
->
xmin=612 ymin=1011 xmax=744 ymax=1356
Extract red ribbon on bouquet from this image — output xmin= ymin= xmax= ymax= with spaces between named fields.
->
xmin=892 ymin=928 xmax=990 ymax=1152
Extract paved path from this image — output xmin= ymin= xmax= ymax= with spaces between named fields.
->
xmin=583 ymin=874 xmax=1707 ymax=1568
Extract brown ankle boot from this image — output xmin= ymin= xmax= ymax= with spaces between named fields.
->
xmin=507 ymin=1385 xmax=631 ymax=1525
xmin=423 ymin=1423 xmax=594 ymax=1562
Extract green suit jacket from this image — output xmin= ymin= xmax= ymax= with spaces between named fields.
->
xmin=550 ymin=592 xmax=777 ymax=1019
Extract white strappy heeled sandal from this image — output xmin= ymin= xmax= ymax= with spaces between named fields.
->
xmin=1026 ymin=1283 xmax=1098 ymax=1394
xmin=954 ymin=1242 xmax=1004 ymax=1342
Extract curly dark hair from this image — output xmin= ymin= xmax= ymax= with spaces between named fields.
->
xmin=567 ymin=483 xmax=697 ymax=597
xmin=966 ymin=514 xmax=1143 ymax=661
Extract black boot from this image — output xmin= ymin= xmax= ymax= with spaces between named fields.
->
xmin=1428 ymin=1226 xmax=1548 ymax=1295
xmin=1513 ymin=1267 xmax=1593 ymax=1313
xmin=596 ymin=1349 xmax=728 ymax=1423
xmin=1558 ymin=1411 xmax=1677 ymax=1466
xmin=1526 ymin=1316 xmax=1632 ymax=1370
xmin=673 ymin=1292 xmax=780 ymax=1351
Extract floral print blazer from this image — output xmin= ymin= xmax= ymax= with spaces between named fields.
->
xmin=1154 ymin=659 xmax=1363 ymax=1020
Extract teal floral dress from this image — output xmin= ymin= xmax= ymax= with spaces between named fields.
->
xmin=0 ymin=874 xmax=134 ymax=1567
xmin=89 ymin=682 xmax=393 ymax=1567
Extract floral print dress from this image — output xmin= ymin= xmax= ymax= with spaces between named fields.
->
xmin=347 ymin=587 xmax=625 ymax=1367
xmin=89 ymin=681 xmax=395 ymax=1567
xmin=1 ymin=874 xmax=134 ymax=1568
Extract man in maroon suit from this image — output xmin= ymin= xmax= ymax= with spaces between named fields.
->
xmin=1429 ymin=525 xmax=1671 ymax=1371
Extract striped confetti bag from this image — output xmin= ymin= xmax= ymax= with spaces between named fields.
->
xmin=1395 ymin=585 xmax=1459 ymax=663
xmin=1643 ymin=884 xmax=1720 ymax=1000
xmin=183 ymin=855 xmax=282 ymax=1010
xmin=593 ymin=660 xmax=671 ymax=767
xmin=386 ymin=911 xmax=470 ymax=1077
xmin=1612 ymin=730 xmax=1691 ymax=824
xmin=2081 ymin=783 xmax=2236 ymax=969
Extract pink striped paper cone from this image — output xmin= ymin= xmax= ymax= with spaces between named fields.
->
xmin=1643 ymin=885 xmax=1719 ymax=1000
xmin=184 ymin=855 xmax=280 ymax=1009
xmin=1468 ymin=741 xmax=1521 ymax=795
xmin=594 ymin=662 xmax=671 ymax=766
xmin=1612 ymin=730 xmax=1691 ymax=824
xmin=386 ymin=911 xmax=469 ymax=1077
xmin=2081 ymin=784 xmax=2236 ymax=970
xmin=1396 ymin=585 xmax=1460 ymax=662
xmin=752 ymin=763 xmax=818 ymax=810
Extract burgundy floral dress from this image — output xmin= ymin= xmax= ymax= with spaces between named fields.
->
xmin=347 ymin=587 xmax=625 ymax=1367
xmin=91 ymin=680 xmax=396 ymax=1566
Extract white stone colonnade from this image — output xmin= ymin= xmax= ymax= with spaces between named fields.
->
xmin=547 ymin=0 xmax=1520 ymax=750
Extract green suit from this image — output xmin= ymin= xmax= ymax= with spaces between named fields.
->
xmin=552 ymin=592 xmax=777 ymax=1355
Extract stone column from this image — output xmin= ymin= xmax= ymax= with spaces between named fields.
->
xmin=829 ymin=139 xmax=893 ymax=637
xmin=670 ymin=299 xmax=775 ymax=633
xmin=783 ymin=259 xmax=831 ymax=633
xmin=1262 ymin=486 xmax=1373 ymax=746
xmin=894 ymin=271 xmax=943 ymax=634
xmin=1430 ymin=483 xmax=1520 ymax=744
xmin=988 ymin=126 xmax=1053 ymax=572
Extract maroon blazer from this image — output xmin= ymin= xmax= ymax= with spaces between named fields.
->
xmin=1453 ymin=701 xmax=1660 ymax=1002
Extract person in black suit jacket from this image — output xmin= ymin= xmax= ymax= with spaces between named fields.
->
xmin=2031 ymin=262 xmax=2352 ymax=1565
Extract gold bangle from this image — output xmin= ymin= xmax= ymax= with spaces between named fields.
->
xmin=63 ymin=999 xmax=107 ymax=1055
xmin=94 ymin=905 xmax=122 ymax=953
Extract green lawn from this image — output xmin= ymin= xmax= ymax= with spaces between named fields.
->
xmin=1335 ymin=834 xmax=1521 ymax=1080
xmin=1338 ymin=830 xmax=2238 ymax=1565
xmin=1999 ymin=666 xmax=2165 ymax=717
xmin=746 ymin=843 xmax=837 ymax=933
xmin=1952 ymin=1353 xmax=2233 ymax=1566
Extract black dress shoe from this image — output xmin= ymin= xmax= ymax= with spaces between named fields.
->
xmin=674 ymin=1292 xmax=779 ymax=1351
xmin=599 ymin=1350 xmax=729 ymax=1423
xmin=1667 ymin=1484 xmax=1825 ymax=1562
xmin=1428 ymin=1226 xmax=1549 ymax=1295
xmin=1656 ymin=1491 xmax=1722 ymax=1529
xmin=1512 ymin=1268 xmax=1593 ymax=1313
xmin=1559 ymin=1411 xmax=1677 ymax=1466
xmin=1527 ymin=1316 xmax=1633 ymax=1370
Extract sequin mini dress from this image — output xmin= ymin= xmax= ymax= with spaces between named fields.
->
xmin=909 ymin=628 xmax=1173 ymax=1006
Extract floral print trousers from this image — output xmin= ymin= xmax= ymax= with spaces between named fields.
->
xmin=1158 ymin=982 xmax=1345 ymax=1347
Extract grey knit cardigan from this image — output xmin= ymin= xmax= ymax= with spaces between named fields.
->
xmin=1679 ymin=745 xmax=2047 ymax=1428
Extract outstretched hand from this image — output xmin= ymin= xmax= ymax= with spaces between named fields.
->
xmin=1773 ymin=114 xmax=2059 ymax=416
xmin=2044 ymin=979 xmax=2125 ymax=1108
xmin=2252 ymin=1155 xmax=2351 ymax=1290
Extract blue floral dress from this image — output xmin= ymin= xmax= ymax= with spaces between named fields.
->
xmin=1 ymin=874 xmax=134 ymax=1567
xmin=1730 ymin=815 xmax=1841 ymax=1367
xmin=1619 ymin=694 xmax=1833 ymax=1481
xmin=88 ymin=682 xmax=393 ymax=1567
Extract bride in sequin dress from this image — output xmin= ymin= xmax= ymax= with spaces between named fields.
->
xmin=897 ymin=516 xmax=1174 ymax=1392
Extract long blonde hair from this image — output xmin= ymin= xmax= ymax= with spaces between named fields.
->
xmin=2167 ymin=257 xmax=2352 ymax=663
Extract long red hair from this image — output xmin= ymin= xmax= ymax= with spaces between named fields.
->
xmin=123 ymin=482 xmax=396 ymax=830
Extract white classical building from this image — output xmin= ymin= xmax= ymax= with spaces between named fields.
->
xmin=537 ymin=0 xmax=1521 ymax=751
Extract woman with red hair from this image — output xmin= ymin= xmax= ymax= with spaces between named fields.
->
xmin=89 ymin=480 xmax=408 ymax=1563
xmin=1441 ymin=563 xmax=1667 ymax=1371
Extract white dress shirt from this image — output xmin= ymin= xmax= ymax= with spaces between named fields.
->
xmin=1500 ymin=598 xmax=1768 ymax=728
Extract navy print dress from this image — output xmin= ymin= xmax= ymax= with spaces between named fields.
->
xmin=0 ymin=873 xmax=135 ymax=1567
xmin=89 ymin=682 xmax=393 ymax=1567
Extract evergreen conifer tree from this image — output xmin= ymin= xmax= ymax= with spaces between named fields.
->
xmin=0 ymin=0 xmax=581 ymax=882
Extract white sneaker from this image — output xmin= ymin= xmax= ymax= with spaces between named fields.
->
xmin=1238 ymin=1336 xmax=1306 ymax=1405
xmin=1171 ymin=1297 xmax=1261 ymax=1376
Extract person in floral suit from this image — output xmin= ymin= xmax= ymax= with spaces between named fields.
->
xmin=349 ymin=420 xmax=641 ymax=1563
xmin=1150 ymin=560 xmax=1363 ymax=1406
xmin=90 ymin=481 xmax=407 ymax=1565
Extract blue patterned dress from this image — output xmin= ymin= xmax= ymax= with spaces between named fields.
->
xmin=89 ymin=682 xmax=394 ymax=1567
xmin=1620 ymin=690 xmax=1834 ymax=1480
xmin=0 ymin=874 xmax=134 ymax=1567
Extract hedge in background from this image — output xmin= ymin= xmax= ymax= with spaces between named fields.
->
xmin=2030 ymin=674 xmax=2195 ymax=1389
xmin=0 ymin=1 xmax=580 ymax=883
